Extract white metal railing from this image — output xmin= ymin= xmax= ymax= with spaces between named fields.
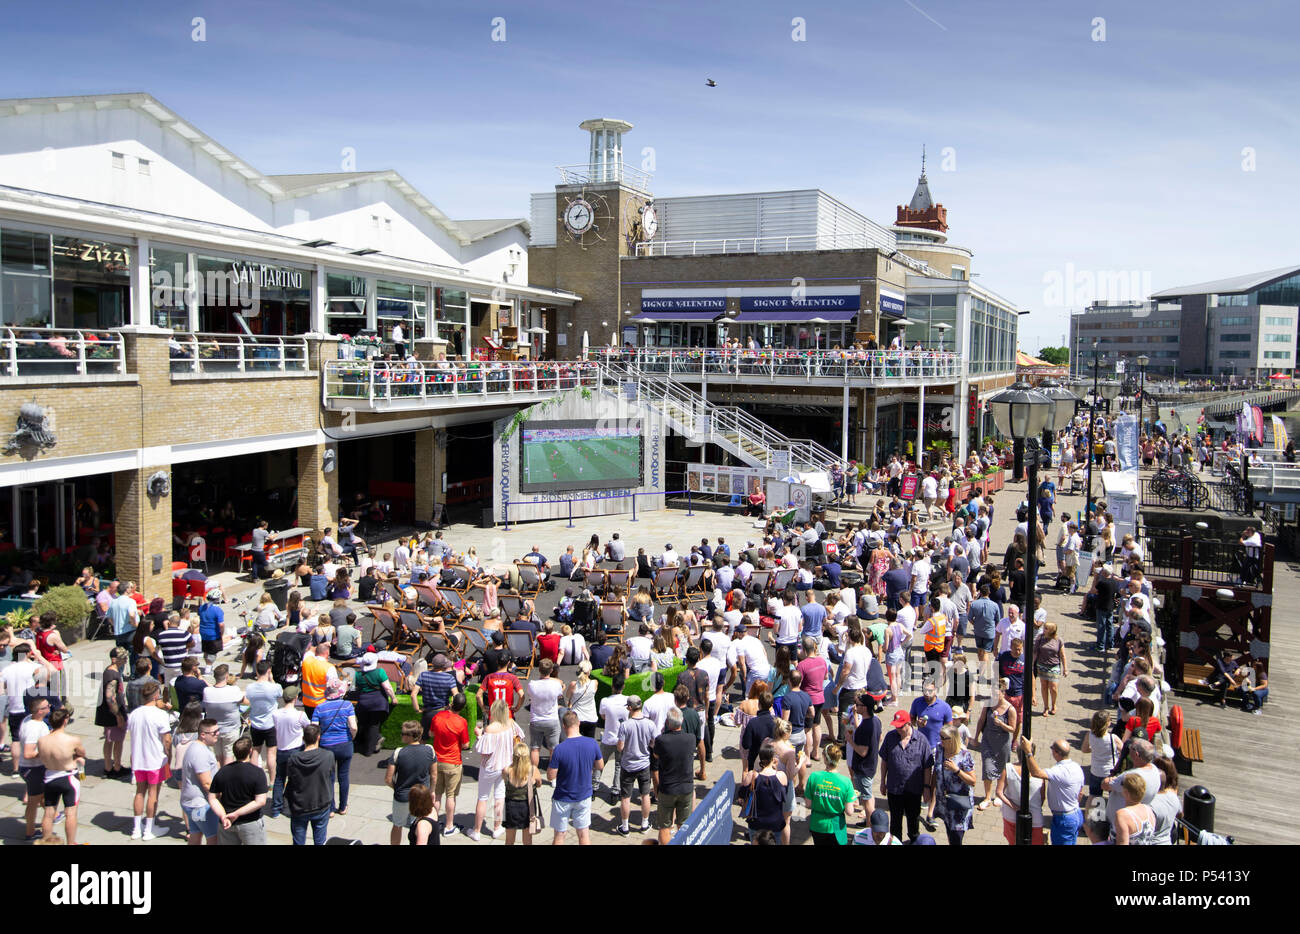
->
xmin=323 ymin=358 xmax=601 ymax=406
xmin=596 ymin=347 xmax=964 ymax=383
xmin=603 ymin=361 xmax=836 ymax=472
xmin=556 ymin=162 xmax=653 ymax=191
xmin=1246 ymin=461 xmax=1300 ymax=492
xmin=0 ymin=327 xmax=126 ymax=378
xmin=634 ymin=232 xmax=901 ymax=258
xmin=169 ymin=332 xmax=308 ymax=376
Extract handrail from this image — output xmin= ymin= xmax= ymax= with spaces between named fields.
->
xmin=596 ymin=347 xmax=964 ymax=383
xmin=169 ymin=331 xmax=308 ymax=375
xmin=323 ymin=358 xmax=601 ymax=404
xmin=0 ymin=326 xmax=126 ymax=378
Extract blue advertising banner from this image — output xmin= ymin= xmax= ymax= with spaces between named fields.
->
xmin=669 ymin=770 xmax=735 ymax=846
xmin=640 ymin=296 xmax=726 ymax=312
xmin=1115 ymin=414 xmax=1140 ymax=472
xmin=738 ymin=293 xmax=858 ymax=311
xmin=879 ymin=293 xmax=906 ymax=315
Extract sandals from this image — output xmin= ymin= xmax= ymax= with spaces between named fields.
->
xmin=977 ymin=799 xmax=992 ymax=811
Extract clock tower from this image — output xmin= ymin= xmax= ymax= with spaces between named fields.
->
xmin=531 ymin=118 xmax=656 ymax=358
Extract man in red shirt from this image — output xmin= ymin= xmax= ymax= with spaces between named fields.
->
xmin=536 ymin=620 xmax=562 ymax=665
xmin=477 ymin=667 xmax=524 ymax=716
xmin=430 ymin=693 xmax=470 ymax=837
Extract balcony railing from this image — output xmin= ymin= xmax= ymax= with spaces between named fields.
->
xmin=0 ymin=327 xmax=127 ymax=379
xmin=595 ymin=348 xmax=964 ymax=383
xmin=169 ymin=332 xmax=309 ymax=376
xmin=323 ymin=359 xmax=601 ymax=406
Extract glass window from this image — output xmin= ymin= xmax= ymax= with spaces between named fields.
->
xmin=326 ymin=273 xmax=368 ymax=337
xmin=1256 ymin=273 xmax=1300 ymax=307
xmin=52 ymin=235 xmax=130 ymax=330
xmin=1219 ymin=350 xmax=1251 ymax=359
xmin=1263 ymin=351 xmax=1291 ymax=360
xmin=1 ymin=227 xmax=53 ymax=328
xmin=376 ymin=279 xmax=427 ymax=343
xmin=436 ymin=288 xmax=469 ymax=357
xmin=1220 ymin=333 xmax=1252 ymax=341
xmin=1264 ymin=332 xmax=1291 ymax=342
xmin=196 ymin=254 xmax=310 ymax=335
xmin=150 ymin=247 xmax=191 ymax=330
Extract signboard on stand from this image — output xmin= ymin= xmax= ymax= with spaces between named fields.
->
xmin=900 ymin=474 xmax=919 ymax=501
xmin=669 ymin=771 xmax=734 ymax=846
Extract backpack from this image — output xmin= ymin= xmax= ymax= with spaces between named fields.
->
xmin=269 ymin=640 xmax=302 ymax=686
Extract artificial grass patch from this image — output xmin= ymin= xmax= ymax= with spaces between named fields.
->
xmin=379 ymin=692 xmax=478 ymax=750
xmin=592 ymin=663 xmax=684 ymax=706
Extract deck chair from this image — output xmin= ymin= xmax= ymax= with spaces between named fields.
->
xmin=498 ymin=594 xmax=523 ymax=619
xmin=771 ymin=567 xmax=796 ymax=592
xmin=367 ymin=605 xmax=399 ymax=645
xmin=465 ymin=584 xmax=488 ymax=607
xmin=600 ymin=602 xmax=627 ymax=641
xmin=585 ymin=568 xmax=607 ymax=593
xmin=750 ymin=569 xmax=774 ymax=592
xmin=410 ymin=582 xmax=442 ymax=614
xmin=606 ymin=568 xmax=631 ymax=592
xmin=504 ymin=630 xmax=536 ymax=679
xmin=459 ymin=625 xmax=491 ymax=663
xmin=380 ymin=579 xmax=406 ymax=606
xmin=418 ymin=627 xmax=458 ymax=661
xmin=516 ymin=561 xmax=544 ymax=597
xmin=651 ymin=566 xmax=679 ymax=601
xmin=378 ymin=659 xmax=409 ymax=694
xmin=682 ymin=565 xmax=707 ymax=597
xmin=444 ymin=565 xmax=472 ymax=592
xmin=437 ymin=587 xmax=466 ymax=623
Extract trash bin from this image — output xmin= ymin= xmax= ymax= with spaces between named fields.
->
xmin=263 ymin=578 xmax=291 ymax=612
xmin=481 ymin=507 xmax=496 ymax=529
xmin=1183 ymin=785 xmax=1214 ymax=835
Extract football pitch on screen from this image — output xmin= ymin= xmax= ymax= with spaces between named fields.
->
xmin=523 ymin=436 xmax=641 ymax=485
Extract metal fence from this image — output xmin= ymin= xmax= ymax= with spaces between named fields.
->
xmin=323 ymin=358 xmax=601 ymax=405
xmin=597 ymin=348 xmax=963 ymax=383
xmin=0 ymin=327 xmax=126 ymax=378
xmin=169 ymin=332 xmax=308 ymax=376
xmin=1144 ymin=533 xmax=1268 ymax=589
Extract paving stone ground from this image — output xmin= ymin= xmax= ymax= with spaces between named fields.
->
xmin=0 ymin=476 xmax=1204 ymax=845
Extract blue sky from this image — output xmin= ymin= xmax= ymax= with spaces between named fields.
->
xmin=3 ymin=0 xmax=1297 ymax=351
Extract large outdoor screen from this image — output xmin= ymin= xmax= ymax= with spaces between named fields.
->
xmin=519 ymin=419 xmax=644 ymax=493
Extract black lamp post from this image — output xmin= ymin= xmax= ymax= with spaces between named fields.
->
xmin=1136 ymin=354 xmax=1150 ymax=424
xmin=1083 ymin=342 xmax=1121 ymax=550
xmin=1035 ymin=377 xmax=1080 ymax=460
xmin=988 ymin=380 xmax=1056 ymax=847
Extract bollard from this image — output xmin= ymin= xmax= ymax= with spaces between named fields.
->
xmin=567 ymin=498 xmax=574 ymax=529
xmin=687 ymin=488 xmax=693 ymax=516
xmin=631 ymin=493 xmax=638 ymax=522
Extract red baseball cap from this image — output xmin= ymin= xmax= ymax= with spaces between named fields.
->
xmin=891 ymin=710 xmax=911 ymax=729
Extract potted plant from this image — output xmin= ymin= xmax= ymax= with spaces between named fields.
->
xmin=32 ymin=585 xmax=92 ymax=645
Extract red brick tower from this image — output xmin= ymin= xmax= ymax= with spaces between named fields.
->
xmin=895 ymin=147 xmax=948 ymax=233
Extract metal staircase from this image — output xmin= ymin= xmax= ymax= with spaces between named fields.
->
xmin=601 ymin=362 xmax=840 ymax=473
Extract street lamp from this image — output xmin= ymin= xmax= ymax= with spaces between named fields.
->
xmin=637 ymin=317 xmax=657 ymax=350
xmin=1035 ymin=376 xmax=1079 ymax=456
xmin=1136 ymin=354 xmax=1150 ymax=422
xmin=809 ymin=315 xmax=828 ymax=350
xmin=987 ymin=379 xmax=1054 ymax=848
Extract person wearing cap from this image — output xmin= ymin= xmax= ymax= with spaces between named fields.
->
xmin=94 ymin=645 xmax=129 ymax=778
xmin=413 ymin=653 xmax=462 ymax=742
xmin=853 ymin=806 xmax=903 ymax=845
xmin=878 ymin=707 xmax=935 ymax=842
xmin=270 ymin=686 xmax=309 ymax=818
xmin=354 ymin=652 xmax=397 ymax=756
xmin=615 ymin=694 xmax=659 ymax=835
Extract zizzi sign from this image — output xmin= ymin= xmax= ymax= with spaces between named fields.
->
xmin=739 ymin=294 xmax=858 ymax=311
xmin=228 ymin=261 xmax=304 ymax=290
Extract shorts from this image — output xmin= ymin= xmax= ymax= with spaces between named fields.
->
xmin=250 ymin=726 xmax=277 ymax=748
xmin=216 ymin=730 xmax=239 ymax=763
xmin=502 ymin=797 xmax=531 ymax=830
xmin=619 ymin=766 xmax=652 ymax=799
xmin=809 ymin=703 xmax=824 ymax=720
xmin=854 ymin=773 xmax=874 ymax=803
xmin=656 ymin=792 xmax=693 ymax=826
xmin=975 ymin=636 xmax=995 ymax=653
xmin=201 ymin=639 xmax=223 ymax=657
xmin=133 ymin=766 xmax=169 ymax=786
xmin=43 ymin=774 xmax=81 ymax=809
xmin=886 ymin=649 xmax=905 ymax=668
xmin=924 ymin=648 xmax=944 ymax=663
xmin=477 ymin=766 xmax=505 ymax=801
xmin=435 ymin=762 xmax=463 ymax=799
xmin=103 ymin=724 xmax=126 ymax=743
xmin=390 ymin=798 xmax=413 ymax=827
xmin=182 ymin=802 xmax=220 ymax=838
xmin=529 ymin=720 xmax=561 ymax=751
xmin=550 ymin=796 xmax=592 ymax=832
xmin=19 ymin=765 xmax=46 ymax=795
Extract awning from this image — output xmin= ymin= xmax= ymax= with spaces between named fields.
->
xmin=732 ymin=310 xmax=858 ymax=324
xmin=628 ymin=312 xmax=721 ymax=323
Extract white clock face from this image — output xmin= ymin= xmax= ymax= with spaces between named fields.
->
xmin=641 ymin=205 xmax=658 ymax=240
xmin=564 ymin=198 xmax=594 ymax=236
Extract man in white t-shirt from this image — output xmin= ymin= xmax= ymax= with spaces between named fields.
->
xmin=831 ymin=629 xmax=871 ymax=743
xmin=202 ymin=665 xmax=245 ymax=767
xmin=597 ymin=675 xmax=630 ymax=800
xmin=996 ymin=606 xmax=1025 ymax=656
xmin=659 ymin=544 xmax=680 ymax=568
xmin=730 ymin=620 xmax=769 ymax=696
xmin=832 ymin=589 xmax=855 ymax=625
xmin=16 ymin=695 xmax=50 ymax=841
xmin=127 ymin=680 xmax=173 ymax=840
xmin=643 ymin=673 xmax=676 ymax=733
xmin=773 ymin=594 xmax=802 ymax=650
xmin=526 ymin=659 xmax=564 ymax=770
xmin=626 ymin=623 xmax=654 ymax=672
xmin=921 ymin=473 xmax=939 ymax=519
xmin=271 ymin=688 xmax=310 ymax=818
xmin=910 ymin=550 xmax=932 ymax=606
xmin=3 ymin=646 xmax=48 ymax=739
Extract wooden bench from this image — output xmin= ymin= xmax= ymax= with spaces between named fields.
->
xmin=1180 ymin=662 xmax=1245 ymax=705
xmin=1181 ymin=728 xmax=1204 ymax=764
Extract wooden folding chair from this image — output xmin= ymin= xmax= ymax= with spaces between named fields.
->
xmin=465 ymin=584 xmax=488 ymax=607
xmin=750 ymin=569 xmax=773 ymax=592
xmin=585 ymin=568 xmax=607 ymax=593
xmin=515 ymin=561 xmax=544 ymax=597
xmin=682 ymin=565 xmax=707 ymax=598
xmin=367 ymin=605 xmax=399 ymax=645
xmin=380 ymin=579 xmax=406 ymax=605
xmin=651 ymin=566 xmax=679 ymax=601
xmin=418 ymin=627 xmax=458 ymax=661
xmin=504 ymin=630 xmax=536 ymax=679
xmin=600 ymin=603 xmax=627 ymax=642
xmin=771 ymin=568 xmax=796 ymax=592
xmin=459 ymin=625 xmax=490 ymax=663
xmin=378 ymin=659 xmax=409 ymax=694
xmin=410 ymin=582 xmax=442 ymax=615
xmin=498 ymin=594 xmax=523 ymax=619
xmin=445 ymin=565 xmax=472 ymax=592
xmin=607 ymin=569 xmax=631 ymax=592
xmin=438 ymin=588 xmax=467 ymax=624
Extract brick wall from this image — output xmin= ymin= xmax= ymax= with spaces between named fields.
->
xmin=112 ymin=464 xmax=172 ymax=600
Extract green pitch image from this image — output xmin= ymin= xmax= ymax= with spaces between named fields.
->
xmin=522 ymin=436 xmax=641 ymax=486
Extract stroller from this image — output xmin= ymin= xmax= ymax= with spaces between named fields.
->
xmin=267 ymin=638 xmax=302 ymax=689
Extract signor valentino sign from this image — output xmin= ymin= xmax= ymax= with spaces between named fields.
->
xmin=640 ymin=297 xmax=726 ymax=312
xmin=738 ymin=294 xmax=859 ymax=311
xmin=228 ymin=261 xmax=304 ymax=290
